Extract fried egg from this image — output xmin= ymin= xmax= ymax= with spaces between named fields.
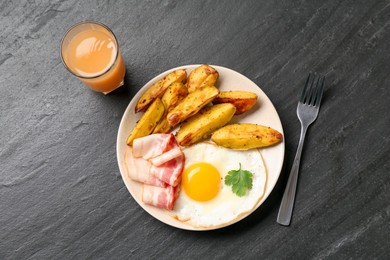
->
xmin=170 ymin=142 xmax=267 ymax=228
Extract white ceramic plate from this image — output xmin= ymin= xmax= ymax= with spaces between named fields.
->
xmin=116 ymin=65 xmax=285 ymax=230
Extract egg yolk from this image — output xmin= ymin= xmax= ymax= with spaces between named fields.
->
xmin=182 ymin=162 xmax=221 ymax=202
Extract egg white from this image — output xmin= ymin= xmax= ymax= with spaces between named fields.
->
xmin=170 ymin=142 xmax=267 ymax=228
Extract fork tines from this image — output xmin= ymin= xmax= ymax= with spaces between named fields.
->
xmin=300 ymin=73 xmax=325 ymax=107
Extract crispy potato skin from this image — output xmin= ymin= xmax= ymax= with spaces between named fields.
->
xmin=177 ymin=103 xmax=236 ymax=146
xmin=211 ymin=123 xmax=283 ymax=150
xmin=135 ymin=69 xmax=187 ymax=112
xmin=186 ymin=64 xmax=219 ymax=93
xmin=153 ymin=82 xmax=188 ymax=134
xmin=127 ymin=98 xmax=165 ymax=145
xmin=167 ymin=86 xmax=219 ymax=127
xmin=213 ymin=91 xmax=257 ymax=115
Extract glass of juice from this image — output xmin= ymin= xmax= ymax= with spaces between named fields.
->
xmin=61 ymin=21 xmax=126 ymax=94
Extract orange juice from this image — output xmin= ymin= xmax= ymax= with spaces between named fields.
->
xmin=61 ymin=22 xmax=125 ymax=93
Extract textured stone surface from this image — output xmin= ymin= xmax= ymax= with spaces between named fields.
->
xmin=1 ymin=0 xmax=389 ymax=259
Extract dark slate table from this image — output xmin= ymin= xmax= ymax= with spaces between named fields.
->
xmin=1 ymin=0 xmax=389 ymax=259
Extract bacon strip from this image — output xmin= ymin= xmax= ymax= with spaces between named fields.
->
xmin=149 ymin=146 xmax=183 ymax=166
xmin=142 ymin=185 xmax=180 ymax=210
xmin=132 ymin=134 xmax=176 ymax=159
xmin=124 ymin=146 xmax=167 ymax=187
xmin=151 ymin=154 xmax=185 ymax=187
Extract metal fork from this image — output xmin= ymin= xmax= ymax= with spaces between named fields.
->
xmin=277 ymin=72 xmax=325 ymax=226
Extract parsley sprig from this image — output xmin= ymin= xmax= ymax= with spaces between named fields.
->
xmin=225 ymin=163 xmax=253 ymax=197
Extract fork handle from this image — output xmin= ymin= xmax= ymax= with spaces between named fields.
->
xmin=277 ymin=124 xmax=308 ymax=226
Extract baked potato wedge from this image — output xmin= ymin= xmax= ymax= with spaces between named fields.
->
xmin=176 ymin=103 xmax=236 ymax=146
xmin=135 ymin=69 xmax=187 ymax=112
xmin=212 ymin=91 xmax=258 ymax=115
xmin=153 ymin=82 xmax=188 ymax=134
xmin=167 ymin=86 xmax=219 ymax=127
xmin=127 ymin=98 xmax=165 ymax=145
xmin=161 ymin=82 xmax=189 ymax=111
xmin=211 ymin=123 xmax=283 ymax=150
xmin=153 ymin=116 xmax=172 ymax=134
xmin=186 ymin=64 xmax=219 ymax=93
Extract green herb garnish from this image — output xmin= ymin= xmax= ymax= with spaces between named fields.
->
xmin=224 ymin=163 xmax=253 ymax=197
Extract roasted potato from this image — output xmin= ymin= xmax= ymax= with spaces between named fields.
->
xmin=176 ymin=103 xmax=236 ymax=146
xmin=186 ymin=64 xmax=219 ymax=93
xmin=161 ymin=82 xmax=189 ymax=111
xmin=153 ymin=82 xmax=189 ymax=134
xmin=212 ymin=91 xmax=257 ymax=115
xmin=211 ymin=123 xmax=283 ymax=150
xmin=167 ymin=86 xmax=219 ymax=127
xmin=153 ymin=116 xmax=172 ymax=134
xmin=135 ymin=69 xmax=187 ymax=112
xmin=127 ymin=98 xmax=165 ymax=145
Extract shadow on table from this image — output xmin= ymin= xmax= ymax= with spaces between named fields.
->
xmin=103 ymin=73 xmax=139 ymax=99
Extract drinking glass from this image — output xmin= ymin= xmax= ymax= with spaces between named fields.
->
xmin=61 ymin=21 xmax=125 ymax=94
